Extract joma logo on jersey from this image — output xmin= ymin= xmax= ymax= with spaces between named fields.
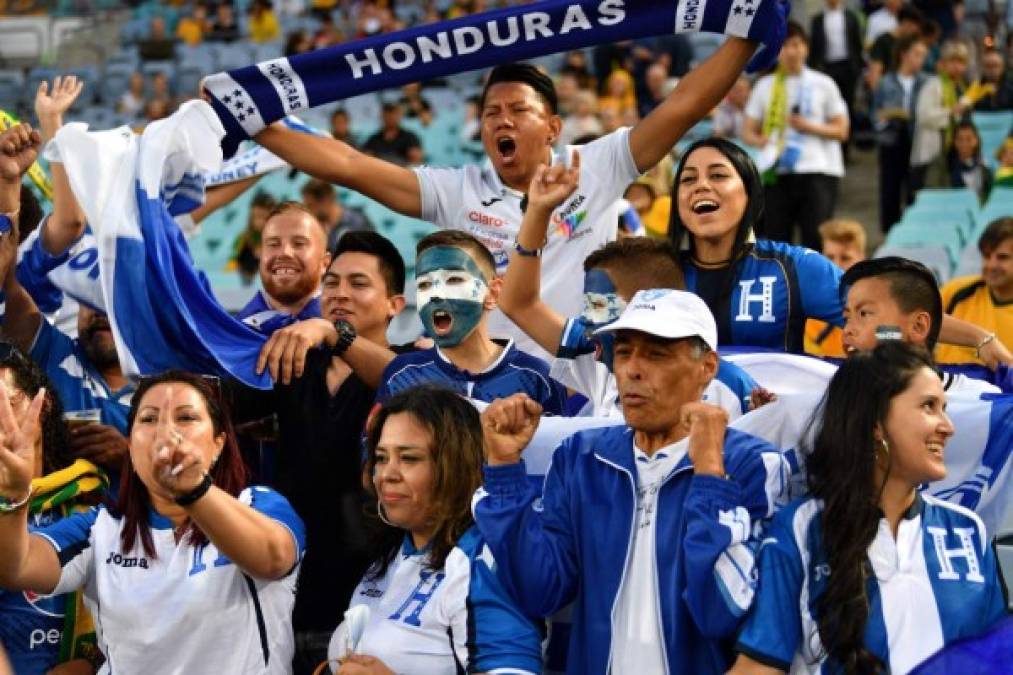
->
xmin=106 ymin=552 xmax=149 ymax=569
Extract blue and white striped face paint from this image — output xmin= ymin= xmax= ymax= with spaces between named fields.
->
xmin=415 ymin=246 xmax=489 ymax=348
xmin=581 ymin=268 xmax=625 ymax=371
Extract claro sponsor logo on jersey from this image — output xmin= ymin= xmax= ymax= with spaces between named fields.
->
xmin=468 ymin=211 xmax=508 ymax=227
xmin=344 ymin=0 xmax=626 ymax=79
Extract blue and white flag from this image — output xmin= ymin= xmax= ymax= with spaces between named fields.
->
xmin=47 ymin=102 xmax=273 ymax=389
xmin=203 ymin=0 xmax=789 ymax=153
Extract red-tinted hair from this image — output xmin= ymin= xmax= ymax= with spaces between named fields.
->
xmin=117 ymin=371 xmax=248 ymax=558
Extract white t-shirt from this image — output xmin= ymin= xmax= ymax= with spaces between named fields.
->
xmin=865 ymin=7 xmax=898 ymax=46
xmin=609 ymin=441 xmax=686 ymax=674
xmin=414 ymin=128 xmax=641 ymax=359
xmin=822 ymin=7 xmax=848 ymax=62
xmin=745 ymin=67 xmax=848 ymax=178
xmin=36 ymin=486 xmax=305 ymax=675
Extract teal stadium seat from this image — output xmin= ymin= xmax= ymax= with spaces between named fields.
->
xmin=874 ymin=243 xmax=953 ymax=283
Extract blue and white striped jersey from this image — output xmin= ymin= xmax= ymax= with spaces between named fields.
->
xmin=377 ymin=340 xmax=568 ymax=415
xmin=35 ymin=486 xmax=306 ymax=674
xmin=736 ymin=493 xmax=1008 ymax=674
xmin=328 ymin=526 xmax=542 ymax=674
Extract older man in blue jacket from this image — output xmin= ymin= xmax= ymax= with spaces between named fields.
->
xmin=474 ymin=289 xmax=792 ymax=674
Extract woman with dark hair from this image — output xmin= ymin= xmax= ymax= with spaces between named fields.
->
xmin=730 ymin=342 xmax=1008 ymax=674
xmin=668 ymin=137 xmax=845 ymax=352
xmin=0 ymin=370 xmax=306 ymax=674
xmin=947 ymin=121 xmax=992 ymax=203
xmin=0 ymin=344 xmax=108 ymax=673
xmin=325 ymin=385 xmax=540 ymax=675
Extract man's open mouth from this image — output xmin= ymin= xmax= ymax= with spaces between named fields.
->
xmin=496 ymin=136 xmax=517 ymax=161
xmin=433 ymin=310 xmax=453 ymax=333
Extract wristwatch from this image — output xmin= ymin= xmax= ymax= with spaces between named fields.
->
xmin=331 ymin=319 xmax=357 ymax=357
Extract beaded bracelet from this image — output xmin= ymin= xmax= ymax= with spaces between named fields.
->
xmin=0 ymin=488 xmax=32 ymax=514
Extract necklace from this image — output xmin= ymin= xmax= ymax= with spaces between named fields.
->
xmin=691 ymin=255 xmax=733 ymax=268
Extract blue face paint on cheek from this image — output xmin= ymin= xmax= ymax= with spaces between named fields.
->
xmin=416 ymin=246 xmax=489 ymax=348
xmin=581 ymin=268 xmax=622 ymax=371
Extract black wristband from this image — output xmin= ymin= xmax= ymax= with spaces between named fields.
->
xmin=174 ymin=473 xmax=213 ymax=507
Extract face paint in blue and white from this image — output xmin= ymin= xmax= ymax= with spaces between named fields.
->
xmin=416 ymin=246 xmax=489 ymax=348
xmin=581 ymin=268 xmax=625 ymax=371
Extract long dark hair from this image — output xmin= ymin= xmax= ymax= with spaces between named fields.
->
xmin=667 ymin=137 xmax=765 ymax=263
xmin=0 ymin=345 xmax=72 ymax=475
xmin=119 ymin=371 xmax=248 ymax=558
xmin=805 ymin=342 xmax=938 ymax=673
xmin=364 ymin=385 xmax=484 ymax=579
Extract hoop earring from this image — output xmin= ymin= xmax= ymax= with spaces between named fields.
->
xmin=875 ymin=438 xmax=890 ymax=458
xmin=376 ymin=501 xmax=395 ymax=527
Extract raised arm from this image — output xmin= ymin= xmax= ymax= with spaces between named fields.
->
xmin=254 ymin=123 xmax=422 ymax=218
xmin=35 ymin=77 xmax=87 ymax=256
xmin=629 ymin=37 xmax=758 ymax=172
xmin=190 ymin=174 xmax=262 ymax=224
xmin=0 ymin=387 xmax=65 ymax=594
xmin=499 ymin=152 xmax=580 ymax=355
xmin=0 ymin=124 xmax=44 ymax=352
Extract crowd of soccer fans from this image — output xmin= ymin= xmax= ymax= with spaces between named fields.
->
xmin=0 ymin=0 xmax=1011 ymax=673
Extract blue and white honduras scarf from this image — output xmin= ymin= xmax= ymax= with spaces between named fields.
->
xmin=204 ymin=0 xmax=789 ymax=153
xmin=46 ymin=102 xmax=273 ymax=389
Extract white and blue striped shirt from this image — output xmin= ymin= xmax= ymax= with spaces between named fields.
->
xmin=736 ymin=493 xmax=1008 ymax=674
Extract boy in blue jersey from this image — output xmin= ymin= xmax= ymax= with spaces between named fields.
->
xmin=376 ymin=230 xmax=568 ymax=413
xmin=499 ymin=152 xmax=761 ymax=419
xmin=475 ymin=289 xmax=792 ymax=674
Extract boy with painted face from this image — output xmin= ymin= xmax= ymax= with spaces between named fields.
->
xmin=375 ymin=231 xmax=568 ymax=414
xmin=499 ymin=152 xmax=758 ymax=418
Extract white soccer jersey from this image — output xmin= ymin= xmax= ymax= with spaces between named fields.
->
xmin=36 ymin=486 xmax=306 ymax=675
xmin=328 ymin=527 xmax=541 ymax=675
xmin=414 ymin=128 xmax=641 ymax=360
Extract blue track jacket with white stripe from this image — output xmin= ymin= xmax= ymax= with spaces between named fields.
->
xmin=473 ymin=424 xmax=792 ymax=674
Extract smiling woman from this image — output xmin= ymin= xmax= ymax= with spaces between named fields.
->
xmin=728 ymin=342 xmax=1008 ymax=675
xmin=669 ymin=137 xmax=846 ymax=352
xmin=324 ymin=385 xmax=541 ymax=675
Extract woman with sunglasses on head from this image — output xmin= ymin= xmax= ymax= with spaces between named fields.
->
xmin=0 ymin=370 xmax=306 ymax=674
xmin=326 ymin=385 xmax=541 ymax=675
xmin=729 ymin=342 xmax=1008 ymax=675
xmin=0 ymin=344 xmax=108 ymax=674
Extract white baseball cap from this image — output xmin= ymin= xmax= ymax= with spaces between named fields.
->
xmin=594 ymin=289 xmax=718 ymax=351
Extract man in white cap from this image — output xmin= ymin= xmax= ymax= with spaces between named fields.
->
xmin=474 ymin=289 xmax=791 ymax=674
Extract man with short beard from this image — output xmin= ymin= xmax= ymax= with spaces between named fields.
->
xmin=236 ymin=202 xmax=331 ymax=334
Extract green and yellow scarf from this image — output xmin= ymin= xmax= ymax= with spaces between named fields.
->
xmin=762 ymin=67 xmax=790 ymax=185
xmin=30 ymin=459 xmax=109 ymax=662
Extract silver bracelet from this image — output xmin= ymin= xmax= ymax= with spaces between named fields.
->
xmin=975 ymin=333 xmax=997 ymax=359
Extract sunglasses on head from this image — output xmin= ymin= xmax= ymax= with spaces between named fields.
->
xmin=137 ymin=373 xmax=223 ymax=401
